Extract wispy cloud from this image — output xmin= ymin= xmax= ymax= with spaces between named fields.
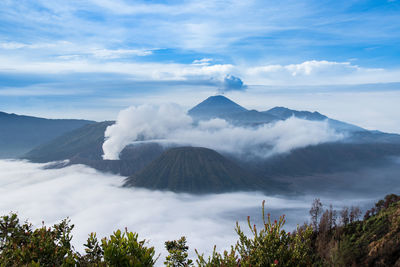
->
xmin=1 ymin=0 xmax=399 ymax=61
xmin=244 ymin=60 xmax=400 ymax=85
xmin=1 ymin=55 xmax=399 ymax=86
xmin=0 ymin=0 xmax=400 ymax=133
xmin=0 ymin=55 xmax=234 ymax=81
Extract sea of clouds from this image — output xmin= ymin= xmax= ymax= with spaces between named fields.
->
xmin=102 ymin=104 xmax=344 ymax=160
xmin=0 ymin=159 xmax=377 ymax=264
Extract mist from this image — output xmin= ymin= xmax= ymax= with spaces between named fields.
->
xmin=103 ymin=104 xmax=344 ymax=160
xmin=0 ymin=159 xmax=381 ymax=264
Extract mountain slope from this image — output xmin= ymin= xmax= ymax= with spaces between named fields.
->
xmin=219 ymin=109 xmax=279 ymax=125
xmin=189 ymin=95 xmax=279 ymax=125
xmin=23 ymin=121 xmax=165 ymax=176
xmin=24 ymin=121 xmax=114 ymax=163
xmin=265 ymin=106 xmax=327 ymax=121
xmin=313 ymin=195 xmax=400 ymax=266
xmin=124 ymin=147 xmax=271 ymax=193
xmin=0 ymin=111 xmax=94 ymax=158
xmin=188 ymin=95 xmax=247 ymax=119
xmin=264 ymin=106 xmax=365 ymax=132
xmin=22 ymin=95 xmax=400 ymax=194
xmin=244 ymin=142 xmax=400 ymax=177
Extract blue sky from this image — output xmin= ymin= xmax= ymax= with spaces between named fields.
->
xmin=1 ymin=0 xmax=400 ymax=132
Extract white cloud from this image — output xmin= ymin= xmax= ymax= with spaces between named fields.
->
xmin=87 ymin=0 xmax=177 ymax=15
xmin=0 ymin=159 xmax=308 ymax=262
xmin=103 ymin=104 xmax=192 ymax=160
xmin=244 ymin=60 xmax=398 ymax=85
xmin=90 ymin=48 xmax=153 ymax=58
xmin=102 ymin=104 xmax=343 ymax=160
xmin=0 ymin=87 xmax=82 ymax=96
xmin=0 ymin=159 xmax=378 ymax=263
xmin=0 ymin=54 xmax=233 ymax=81
xmin=0 ymin=41 xmax=72 ymax=50
xmin=0 ymin=42 xmax=28 ymax=49
xmin=219 ymin=74 xmax=246 ymax=93
xmin=247 ymin=60 xmax=359 ymax=77
xmin=0 ymin=41 xmax=153 ymax=60
xmin=1 ymin=52 xmax=399 ymax=85
xmin=192 ymin=58 xmax=213 ymax=66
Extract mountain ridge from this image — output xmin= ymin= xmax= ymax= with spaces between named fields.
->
xmin=18 ymin=95 xmax=400 ymax=194
xmin=0 ymin=111 xmax=95 ymax=158
xmin=188 ymin=95 xmax=247 ymax=120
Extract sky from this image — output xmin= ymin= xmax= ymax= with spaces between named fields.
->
xmin=1 ymin=0 xmax=400 ymax=132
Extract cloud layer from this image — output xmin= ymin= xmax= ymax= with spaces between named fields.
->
xmin=102 ymin=104 xmax=344 ymax=160
xmin=0 ymin=160 xmax=300 ymax=261
xmin=0 ymin=159 xmax=378 ymax=263
xmin=244 ymin=60 xmax=400 ymax=85
xmin=2 ymin=54 xmax=400 ymax=85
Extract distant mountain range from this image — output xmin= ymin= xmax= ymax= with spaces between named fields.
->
xmin=0 ymin=111 xmax=94 ymax=158
xmin=189 ymin=95 xmax=365 ymax=132
xmin=9 ymin=95 xmax=400 ymax=194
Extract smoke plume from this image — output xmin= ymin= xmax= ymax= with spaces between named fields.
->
xmin=103 ymin=104 xmax=344 ymax=160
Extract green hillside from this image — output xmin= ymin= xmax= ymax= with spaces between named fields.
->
xmin=249 ymin=142 xmax=400 ymax=176
xmin=312 ymin=194 xmax=400 ymax=266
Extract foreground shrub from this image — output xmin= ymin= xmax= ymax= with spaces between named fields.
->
xmin=312 ymin=193 xmax=400 ymax=266
xmin=83 ymin=229 xmax=157 ymax=266
xmin=0 ymin=214 xmax=157 ymax=267
xmin=0 ymin=213 xmax=77 ymax=266
xmin=164 ymin=236 xmax=193 ymax=267
xmin=195 ymin=200 xmax=314 ymax=266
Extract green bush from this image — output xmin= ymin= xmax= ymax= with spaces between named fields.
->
xmin=0 ymin=213 xmax=77 ymax=266
xmin=0 ymin=214 xmax=157 ymax=267
xmin=81 ymin=229 xmax=157 ymax=266
xmin=195 ymin=200 xmax=314 ymax=267
xmin=101 ymin=229 xmax=157 ymax=266
xmin=164 ymin=236 xmax=193 ymax=267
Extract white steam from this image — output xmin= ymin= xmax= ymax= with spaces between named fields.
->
xmin=103 ymin=104 xmax=344 ymax=160
xmin=103 ymin=104 xmax=192 ymax=160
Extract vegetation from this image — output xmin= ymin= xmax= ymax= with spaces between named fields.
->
xmin=195 ymin=200 xmax=314 ymax=267
xmin=0 ymin=215 xmax=157 ymax=267
xmin=1 ymin=194 xmax=400 ymax=266
xmin=0 ymin=214 xmax=76 ymax=266
xmin=164 ymin=237 xmax=193 ymax=267
xmin=311 ymin=193 xmax=400 ymax=266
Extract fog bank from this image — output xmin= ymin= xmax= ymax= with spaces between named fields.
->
xmin=0 ymin=160 xmax=378 ymax=263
